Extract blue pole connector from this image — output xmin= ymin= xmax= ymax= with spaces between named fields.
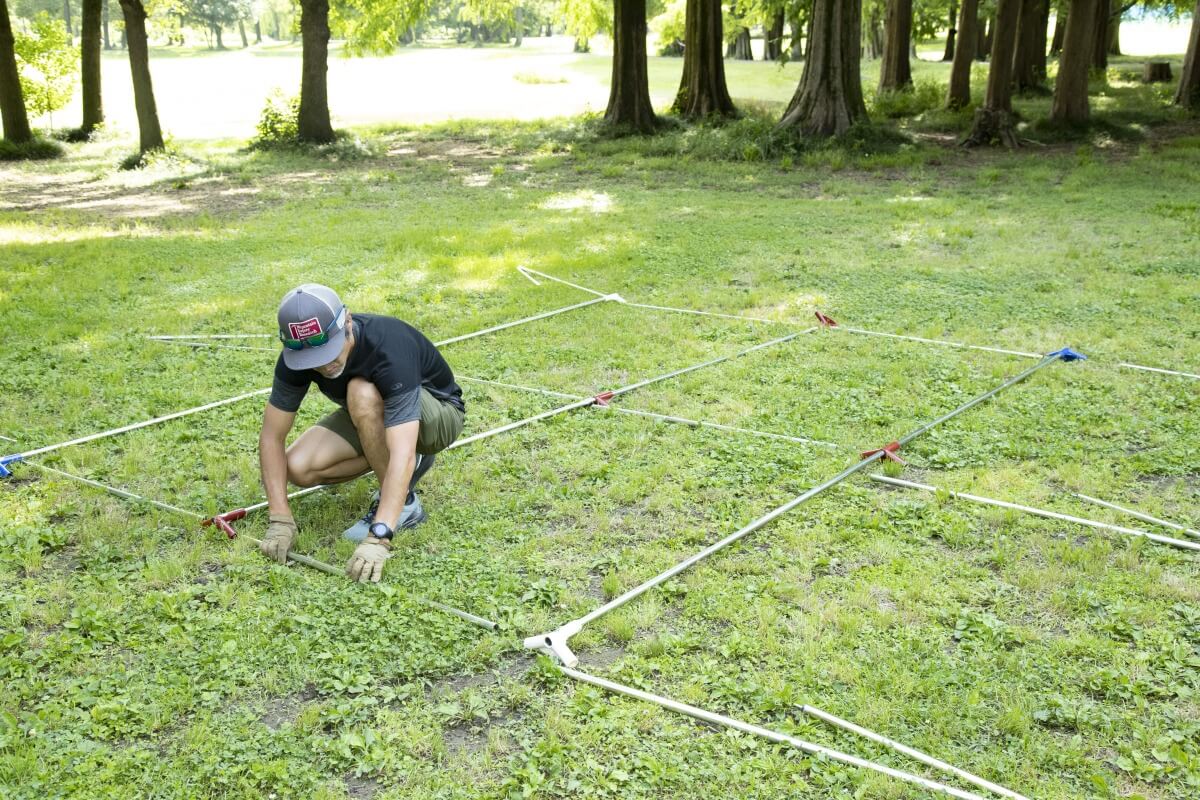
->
xmin=1048 ymin=347 xmax=1087 ymax=362
xmin=0 ymin=454 xmax=23 ymax=479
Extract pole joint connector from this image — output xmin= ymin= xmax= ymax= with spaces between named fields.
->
xmin=1048 ymin=346 xmax=1087 ymax=362
xmin=523 ymin=620 xmax=582 ymax=667
xmin=815 ymin=311 xmax=838 ymax=328
xmin=0 ymin=454 xmax=23 ymax=479
xmin=202 ymin=508 xmax=247 ymax=539
xmin=593 ymin=391 xmax=615 ymax=407
xmin=861 ymin=441 xmax=904 ymax=464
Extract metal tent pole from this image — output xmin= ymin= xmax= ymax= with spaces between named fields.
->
xmin=559 ymin=667 xmax=992 ymax=800
xmin=458 ymin=376 xmax=839 ymax=449
xmin=526 ymin=351 xmax=1078 ymax=667
xmin=871 ymin=475 xmax=1200 ymax=553
xmin=799 ymin=705 xmax=1029 ymax=800
xmin=19 ymin=460 xmax=498 ymax=629
xmin=1074 ymin=493 xmax=1199 ymax=539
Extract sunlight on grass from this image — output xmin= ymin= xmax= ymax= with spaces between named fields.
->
xmin=540 ymin=190 xmax=613 ymax=213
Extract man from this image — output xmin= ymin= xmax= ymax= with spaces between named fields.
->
xmin=257 ymin=283 xmax=465 ymax=583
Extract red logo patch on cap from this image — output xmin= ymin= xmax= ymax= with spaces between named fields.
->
xmin=288 ymin=317 xmax=323 ymax=339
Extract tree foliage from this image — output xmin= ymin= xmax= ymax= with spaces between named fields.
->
xmin=556 ymin=0 xmax=610 ymax=45
xmin=13 ymin=12 xmax=77 ymax=121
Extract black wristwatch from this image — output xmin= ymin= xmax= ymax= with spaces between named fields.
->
xmin=368 ymin=522 xmax=394 ymax=541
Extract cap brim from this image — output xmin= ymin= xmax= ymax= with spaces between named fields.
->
xmin=281 ymin=327 xmax=347 ymax=371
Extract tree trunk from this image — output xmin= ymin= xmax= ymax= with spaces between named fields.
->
xmin=879 ymin=0 xmax=913 ymax=89
xmin=1174 ymin=0 xmax=1200 ymax=107
xmin=272 ymin=10 xmax=280 ymax=39
xmin=514 ymin=7 xmax=523 ymax=45
xmin=1050 ymin=11 xmax=1065 ymax=53
xmin=63 ymin=0 xmax=72 ymax=37
xmin=1033 ymin=0 xmax=1050 ymax=80
xmin=1012 ymin=0 xmax=1044 ymax=91
xmin=1051 ymin=0 xmax=1097 ymax=123
xmin=239 ymin=18 xmax=248 ymax=47
xmin=976 ymin=15 xmax=989 ymax=59
xmin=946 ymin=0 xmax=978 ymax=107
xmin=0 ymin=0 xmax=32 ymax=142
xmin=732 ymin=26 xmax=752 ymax=59
xmin=118 ymin=0 xmax=163 ymax=152
xmin=574 ymin=36 xmax=589 ymax=52
xmin=1106 ymin=11 xmax=1119 ymax=54
xmin=790 ymin=15 xmax=804 ymax=58
xmin=942 ymin=0 xmax=957 ymax=60
xmin=214 ymin=24 xmax=225 ymax=49
xmin=777 ymin=0 xmax=868 ymax=137
xmin=103 ymin=0 xmax=110 ymax=48
xmin=298 ymin=0 xmax=334 ymax=142
xmin=673 ymin=0 xmax=735 ymax=118
xmin=1090 ymin=0 xmax=1108 ymax=70
xmin=962 ymin=0 xmax=1021 ymax=146
xmin=81 ymin=0 xmax=103 ymax=133
xmin=605 ymin=0 xmax=657 ymax=131
xmin=866 ymin=7 xmax=883 ymax=59
xmin=764 ymin=9 xmax=784 ymax=60
xmin=254 ymin=20 xmax=261 ymax=43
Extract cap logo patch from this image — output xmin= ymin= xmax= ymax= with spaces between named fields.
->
xmin=289 ymin=317 xmax=323 ymax=339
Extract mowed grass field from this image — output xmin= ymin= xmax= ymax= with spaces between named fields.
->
xmin=2 ymin=43 xmax=1200 ymax=799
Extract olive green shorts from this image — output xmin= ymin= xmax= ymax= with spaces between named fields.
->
xmin=315 ymin=389 xmax=465 ymax=456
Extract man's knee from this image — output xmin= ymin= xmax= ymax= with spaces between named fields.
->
xmin=285 ymin=453 xmax=320 ymax=487
xmin=346 ymin=378 xmax=382 ymax=422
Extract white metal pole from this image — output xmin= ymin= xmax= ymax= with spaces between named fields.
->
xmin=457 ymin=376 xmax=840 ymax=450
xmin=559 ymin=667 xmax=990 ymax=800
xmin=1118 ymin=363 xmax=1200 ymax=381
xmin=835 ymin=326 xmax=1043 ymax=359
xmin=871 ymin=476 xmax=1200 ymax=552
xmin=434 ymin=295 xmax=616 ymax=346
xmin=800 ymin=705 xmax=1029 ymax=800
xmin=14 ymin=388 xmax=272 ymax=460
xmin=1074 ymin=493 xmax=1199 ymax=539
xmin=148 ymin=333 xmax=274 ymax=340
xmin=527 ymin=351 xmax=1073 ymax=666
xmin=516 ymin=265 xmax=611 ymax=298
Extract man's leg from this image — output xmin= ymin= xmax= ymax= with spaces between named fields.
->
xmin=285 ymin=416 xmax=369 ymax=488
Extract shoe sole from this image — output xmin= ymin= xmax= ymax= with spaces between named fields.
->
xmin=398 ymin=507 xmax=427 ymax=530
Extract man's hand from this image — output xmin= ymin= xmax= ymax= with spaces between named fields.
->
xmin=346 ymin=536 xmax=391 ymax=583
xmin=259 ymin=514 xmax=297 ymax=564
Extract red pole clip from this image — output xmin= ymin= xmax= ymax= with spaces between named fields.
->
xmin=593 ymin=391 xmax=615 ymax=407
xmin=202 ymin=508 xmax=247 ymax=539
xmin=815 ymin=311 xmax=838 ymax=328
xmin=861 ymin=441 xmax=905 ymax=464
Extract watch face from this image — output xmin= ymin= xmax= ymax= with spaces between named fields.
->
xmin=370 ymin=522 xmax=393 ymax=539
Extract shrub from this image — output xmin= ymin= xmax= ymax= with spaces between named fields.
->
xmin=253 ymin=90 xmax=301 ymax=147
xmin=870 ymin=77 xmax=945 ymax=118
xmin=0 ymin=136 xmax=64 ymax=161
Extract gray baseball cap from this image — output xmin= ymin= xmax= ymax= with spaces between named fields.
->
xmin=277 ymin=284 xmax=348 ymax=371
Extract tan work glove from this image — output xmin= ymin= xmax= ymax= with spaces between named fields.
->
xmin=259 ymin=514 xmax=297 ymax=564
xmin=345 ymin=535 xmax=391 ymax=583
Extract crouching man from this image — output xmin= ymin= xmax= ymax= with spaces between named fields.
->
xmin=258 ymin=283 xmax=465 ymax=583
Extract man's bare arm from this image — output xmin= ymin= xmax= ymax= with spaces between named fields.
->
xmin=374 ymin=420 xmax=419 ymax=529
xmin=260 ymin=403 xmax=297 ymax=518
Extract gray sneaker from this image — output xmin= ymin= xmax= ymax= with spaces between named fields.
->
xmin=342 ymin=490 xmax=381 ymax=542
xmin=342 ymin=490 xmax=427 ymax=542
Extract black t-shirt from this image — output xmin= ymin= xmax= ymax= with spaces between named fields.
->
xmin=268 ymin=314 xmax=464 ymax=426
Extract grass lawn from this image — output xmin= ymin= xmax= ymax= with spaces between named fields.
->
xmin=2 ymin=62 xmax=1200 ymax=799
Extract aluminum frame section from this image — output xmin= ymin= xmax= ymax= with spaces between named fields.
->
xmin=799 ymin=704 xmax=1029 ymax=800
xmin=871 ymin=476 xmax=1200 ymax=553
xmin=559 ymin=667 xmax=996 ymax=800
xmin=458 ymin=375 xmax=840 ymax=449
xmin=526 ymin=352 xmax=1073 ymax=667
xmin=1075 ymin=493 xmax=1199 ymax=539
xmin=515 ymin=266 xmax=1196 ymax=382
